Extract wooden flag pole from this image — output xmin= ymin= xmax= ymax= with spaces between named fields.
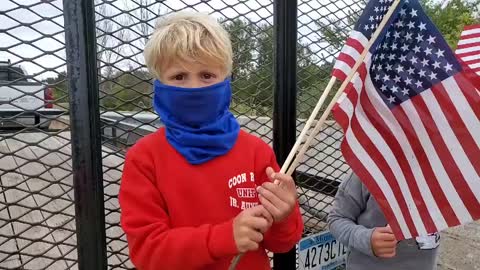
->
xmin=280 ymin=76 xmax=337 ymax=174
xmin=285 ymin=0 xmax=402 ymax=176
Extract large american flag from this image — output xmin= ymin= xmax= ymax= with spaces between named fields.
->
xmin=456 ymin=24 xmax=480 ymax=77
xmin=331 ymin=0 xmax=480 ymax=240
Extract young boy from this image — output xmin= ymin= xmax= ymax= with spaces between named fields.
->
xmin=328 ymin=173 xmax=440 ymax=270
xmin=119 ymin=12 xmax=303 ymax=270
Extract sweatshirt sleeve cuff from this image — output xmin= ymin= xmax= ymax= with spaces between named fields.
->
xmin=207 ymin=219 xmax=239 ymax=259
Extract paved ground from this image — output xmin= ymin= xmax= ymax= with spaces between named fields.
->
xmin=438 ymin=221 xmax=480 ymax=270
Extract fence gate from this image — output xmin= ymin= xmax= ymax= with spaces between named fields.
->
xmin=0 ymin=0 xmax=365 ymax=269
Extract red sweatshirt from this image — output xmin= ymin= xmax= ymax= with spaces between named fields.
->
xmin=119 ymin=128 xmax=304 ymax=270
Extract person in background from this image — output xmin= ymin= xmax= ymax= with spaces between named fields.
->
xmin=328 ymin=172 xmax=440 ymax=270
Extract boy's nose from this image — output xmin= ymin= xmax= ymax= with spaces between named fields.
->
xmin=185 ymin=79 xmax=203 ymax=89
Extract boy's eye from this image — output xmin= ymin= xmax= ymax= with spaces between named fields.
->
xmin=202 ymin=73 xmax=214 ymax=80
xmin=174 ymin=74 xmax=184 ymax=80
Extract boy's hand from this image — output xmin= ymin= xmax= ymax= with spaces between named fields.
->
xmin=233 ymin=205 xmax=273 ymax=253
xmin=371 ymin=225 xmax=397 ymax=258
xmin=256 ymin=167 xmax=297 ymax=222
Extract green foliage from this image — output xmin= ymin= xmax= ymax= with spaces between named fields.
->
xmin=45 ymin=4 xmax=479 ymax=117
xmin=422 ymin=0 xmax=480 ymax=49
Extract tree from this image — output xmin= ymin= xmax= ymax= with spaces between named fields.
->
xmin=423 ymin=0 xmax=480 ymax=49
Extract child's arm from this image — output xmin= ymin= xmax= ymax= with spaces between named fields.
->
xmin=119 ymin=148 xmax=238 ymax=270
xmin=327 ymin=173 xmax=376 ymax=257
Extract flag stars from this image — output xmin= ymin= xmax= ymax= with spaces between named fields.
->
xmin=432 ymin=61 xmax=441 ymax=69
xmin=419 ymin=69 xmax=426 ymax=77
xmin=393 ymin=76 xmax=401 ymax=83
xmin=395 ymin=20 xmax=404 ymax=28
xmin=444 ymin=63 xmax=453 ymax=72
xmin=429 ymin=72 xmax=437 ymax=80
xmin=388 ymin=96 xmax=396 ymax=103
xmin=381 ymin=84 xmax=388 ymax=92
xmin=424 ymin=47 xmax=432 ymax=55
xmin=396 ymin=65 xmax=404 ymax=73
xmin=405 ymin=32 xmax=413 ymax=40
xmin=410 ymin=56 xmax=418 ymax=64
xmin=421 ymin=58 xmax=429 ymax=67
xmin=413 ymin=45 xmax=421 ymax=53
xmin=392 ymin=86 xmax=399 ymax=93
xmin=400 ymin=8 xmax=407 ymax=16
xmin=402 ymin=88 xmax=410 ymax=95
xmin=383 ymin=74 xmax=390 ymax=82
xmin=415 ymin=33 xmax=424 ymax=43
xmin=375 ymin=74 xmax=381 ymax=81
xmin=404 ymin=77 xmax=412 ymax=85
xmin=407 ymin=67 xmax=415 ymax=75
xmin=418 ymin=22 xmax=427 ymax=31
xmin=435 ymin=49 xmax=445 ymax=58
xmin=410 ymin=8 xmax=418 ymax=17
xmin=386 ymin=63 xmax=393 ymax=71
xmin=401 ymin=44 xmax=409 ymax=51
xmin=400 ymin=55 xmax=407 ymax=62
xmin=427 ymin=35 xmax=436 ymax=44
xmin=388 ymin=54 xmax=396 ymax=61
xmin=415 ymin=80 xmax=423 ymax=88
xmin=407 ymin=21 xmax=415 ymax=29
xmin=393 ymin=31 xmax=401 ymax=39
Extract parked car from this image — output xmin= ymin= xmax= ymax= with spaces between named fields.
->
xmin=0 ymin=60 xmax=63 ymax=129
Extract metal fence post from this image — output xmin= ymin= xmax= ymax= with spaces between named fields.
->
xmin=63 ymin=1 xmax=107 ymax=270
xmin=272 ymin=0 xmax=298 ymax=269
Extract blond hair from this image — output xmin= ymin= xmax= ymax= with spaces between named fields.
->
xmin=144 ymin=12 xmax=233 ymax=80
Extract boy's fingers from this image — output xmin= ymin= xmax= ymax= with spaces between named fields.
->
xmin=266 ymin=167 xmax=275 ymax=182
xmin=248 ymin=229 xmax=264 ymax=243
xmin=245 ymin=216 xmax=269 ymax=233
xmin=376 ymin=226 xmax=395 ymax=234
xmin=261 ymin=182 xmax=296 ymax=206
xmin=251 ymin=204 xmax=274 ymax=225
xmin=258 ymin=195 xmax=281 ymax=219
xmin=257 ymin=184 xmax=288 ymax=208
xmin=376 ymin=240 xmax=397 ymax=248
xmin=248 ymin=205 xmax=270 ymax=217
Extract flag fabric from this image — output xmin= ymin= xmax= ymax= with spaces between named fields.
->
xmin=456 ymin=24 xmax=480 ymax=77
xmin=331 ymin=0 xmax=480 ymax=240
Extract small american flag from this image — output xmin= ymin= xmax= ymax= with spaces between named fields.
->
xmin=456 ymin=24 xmax=480 ymax=81
xmin=332 ymin=0 xmax=480 ymax=240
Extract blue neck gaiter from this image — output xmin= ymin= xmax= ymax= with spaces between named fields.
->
xmin=153 ymin=79 xmax=240 ymax=165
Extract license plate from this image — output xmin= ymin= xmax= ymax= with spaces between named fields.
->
xmin=298 ymin=231 xmax=348 ymax=270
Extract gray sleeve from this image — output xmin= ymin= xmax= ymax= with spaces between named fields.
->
xmin=327 ymin=173 xmax=376 ymax=257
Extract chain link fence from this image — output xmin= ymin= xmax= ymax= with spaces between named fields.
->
xmin=295 ymin=0 xmax=365 ymax=236
xmin=0 ymin=0 xmax=75 ymax=269
xmin=0 ymin=0 xmax=365 ymax=269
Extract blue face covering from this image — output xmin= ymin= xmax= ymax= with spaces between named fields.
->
xmin=153 ymin=79 xmax=240 ymax=165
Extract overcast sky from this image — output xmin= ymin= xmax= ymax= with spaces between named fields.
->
xmin=0 ymin=0 xmax=365 ymax=81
